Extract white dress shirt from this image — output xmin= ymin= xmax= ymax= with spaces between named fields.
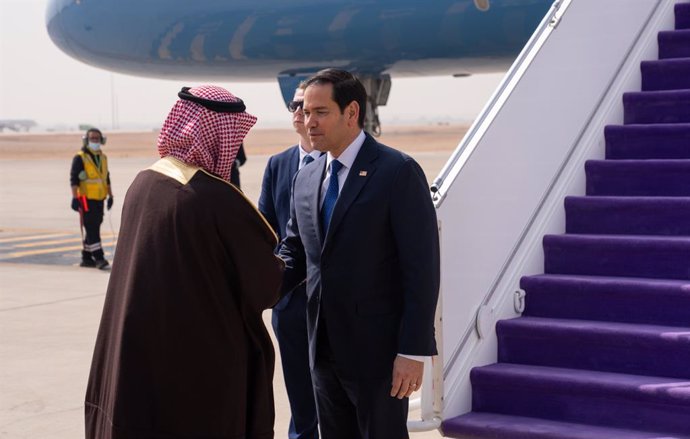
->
xmin=319 ymin=130 xmax=366 ymax=207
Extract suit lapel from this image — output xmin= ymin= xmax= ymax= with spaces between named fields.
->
xmin=288 ymin=146 xmax=300 ymax=178
xmin=307 ymin=154 xmax=328 ymax=249
xmin=323 ymin=136 xmax=378 ymax=246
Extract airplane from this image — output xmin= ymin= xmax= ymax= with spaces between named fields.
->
xmin=44 ymin=0 xmax=690 ymax=437
xmin=45 ymin=0 xmax=553 ymax=134
xmin=0 ymin=119 xmax=37 ymax=132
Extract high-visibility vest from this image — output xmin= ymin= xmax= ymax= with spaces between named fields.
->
xmin=77 ymin=150 xmax=109 ymax=200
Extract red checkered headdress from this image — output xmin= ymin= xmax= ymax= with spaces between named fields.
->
xmin=157 ymin=85 xmax=257 ymax=181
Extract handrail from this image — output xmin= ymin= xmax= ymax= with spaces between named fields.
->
xmin=431 ymin=0 xmax=568 ymax=205
xmin=438 ymin=0 xmax=664 ymax=383
xmin=435 ymin=0 xmax=573 ymax=382
xmin=407 ymin=2 xmax=569 ymax=432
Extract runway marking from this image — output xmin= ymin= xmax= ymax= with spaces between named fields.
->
xmin=13 ymin=237 xmax=84 ymax=248
xmin=12 ymin=233 xmax=116 ymax=248
xmin=0 ymin=293 xmax=106 ymax=313
xmin=6 ymin=240 xmax=117 ymax=258
xmin=0 ymin=233 xmax=72 ymax=244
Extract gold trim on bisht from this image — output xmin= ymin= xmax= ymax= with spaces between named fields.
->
xmin=147 ymin=156 xmax=280 ymax=248
xmin=148 ymin=156 xmax=200 ymax=185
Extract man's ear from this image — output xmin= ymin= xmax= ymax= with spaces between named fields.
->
xmin=347 ymin=101 xmax=359 ymax=125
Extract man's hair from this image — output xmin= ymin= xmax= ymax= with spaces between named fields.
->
xmin=305 ymin=69 xmax=367 ymax=128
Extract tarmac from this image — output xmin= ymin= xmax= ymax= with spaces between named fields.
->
xmin=0 ymin=131 xmax=456 ymax=439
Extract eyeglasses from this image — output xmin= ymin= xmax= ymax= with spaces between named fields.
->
xmin=287 ymin=100 xmax=304 ymax=113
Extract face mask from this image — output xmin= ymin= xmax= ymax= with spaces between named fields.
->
xmin=88 ymin=142 xmax=101 ymax=151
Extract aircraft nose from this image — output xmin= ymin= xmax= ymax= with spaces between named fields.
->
xmin=46 ymin=0 xmax=80 ymax=58
xmin=46 ymin=0 xmax=100 ymax=62
xmin=45 ymin=0 xmax=125 ymax=69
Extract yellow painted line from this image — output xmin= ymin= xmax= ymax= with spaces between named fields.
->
xmin=0 ymin=233 xmax=73 ymax=244
xmin=13 ymin=238 xmax=83 ymax=248
xmin=5 ymin=240 xmax=117 ymax=259
xmin=13 ymin=233 xmax=117 ymax=248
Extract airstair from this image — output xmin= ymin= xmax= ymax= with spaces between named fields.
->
xmin=418 ymin=1 xmax=690 ymax=437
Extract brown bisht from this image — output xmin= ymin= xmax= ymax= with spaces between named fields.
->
xmin=85 ymin=157 xmax=284 ymax=439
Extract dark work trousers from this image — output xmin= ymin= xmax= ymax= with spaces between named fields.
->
xmin=230 ymin=143 xmax=246 ymax=188
xmin=272 ymin=287 xmax=319 ymax=439
xmin=312 ymin=323 xmax=409 ymax=439
xmin=82 ymin=199 xmax=105 ymax=261
xmin=230 ymin=162 xmax=241 ymax=188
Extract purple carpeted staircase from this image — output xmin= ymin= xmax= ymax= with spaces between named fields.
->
xmin=442 ymin=3 xmax=690 ymax=438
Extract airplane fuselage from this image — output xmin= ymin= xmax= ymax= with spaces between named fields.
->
xmin=46 ymin=0 xmax=552 ymax=81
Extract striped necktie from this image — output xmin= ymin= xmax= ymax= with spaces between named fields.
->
xmin=321 ymin=159 xmax=343 ymax=238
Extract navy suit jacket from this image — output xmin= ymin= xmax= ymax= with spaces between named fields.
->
xmin=279 ymin=134 xmax=440 ymax=379
xmin=258 ymin=145 xmax=301 ymax=310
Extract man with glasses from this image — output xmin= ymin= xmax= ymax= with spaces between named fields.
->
xmin=259 ymin=82 xmax=320 ymax=439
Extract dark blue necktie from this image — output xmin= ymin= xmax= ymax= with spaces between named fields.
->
xmin=301 ymin=154 xmax=314 ymax=169
xmin=321 ymin=159 xmax=343 ymax=237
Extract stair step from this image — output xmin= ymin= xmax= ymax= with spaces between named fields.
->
xmin=470 ymin=364 xmax=690 ymax=435
xmin=641 ymin=58 xmax=690 ymax=91
xmin=585 ymin=159 xmax=690 ymax=196
xmin=521 ymin=274 xmax=690 ymax=326
xmin=623 ymin=89 xmax=690 ymax=124
xmin=543 ymin=234 xmax=690 ymax=280
xmin=497 ymin=317 xmax=690 ymax=379
xmin=564 ymin=196 xmax=690 ymax=236
xmin=659 ymin=29 xmax=690 ymax=59
xmin=442 ymin=412 xmax=690 ymax=439
xmin=605 ymin=124 xmax=690 ymax=159
xmin=677 ymin=3 xmax=690 ymax=30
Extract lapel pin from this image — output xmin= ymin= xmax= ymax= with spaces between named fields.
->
xmin=359 ymin=171 xmax=367 ymax=177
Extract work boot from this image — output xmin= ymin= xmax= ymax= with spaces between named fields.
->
xmin=80 ymin=259 xmax=97 ymax=268
xmin=94 ymin=259 xmax=110 ymax=270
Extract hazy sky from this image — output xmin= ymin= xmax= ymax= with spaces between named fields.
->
xmin=0 ymin=0 xmax=505 ymax=130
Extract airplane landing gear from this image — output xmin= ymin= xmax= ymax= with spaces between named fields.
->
xmin=357 ymin=74 xmax=391 ymax=137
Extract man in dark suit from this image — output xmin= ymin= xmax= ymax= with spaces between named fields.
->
xmin=279 ymin=69 xmax=440 ymax=439
xmin=259 ymin=83 xmax=320 ymax=439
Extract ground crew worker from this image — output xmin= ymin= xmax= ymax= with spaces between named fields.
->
xmin=69 ymin=128 xmax=113 ymax=269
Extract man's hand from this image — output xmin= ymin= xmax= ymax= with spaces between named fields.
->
xmin=390 ymin=355 xmax=424 ymax=399
xmin=71 ymin=198 xmax=81 ymax=212
xmin=107 ymin=196 xmax=114 ymax=210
